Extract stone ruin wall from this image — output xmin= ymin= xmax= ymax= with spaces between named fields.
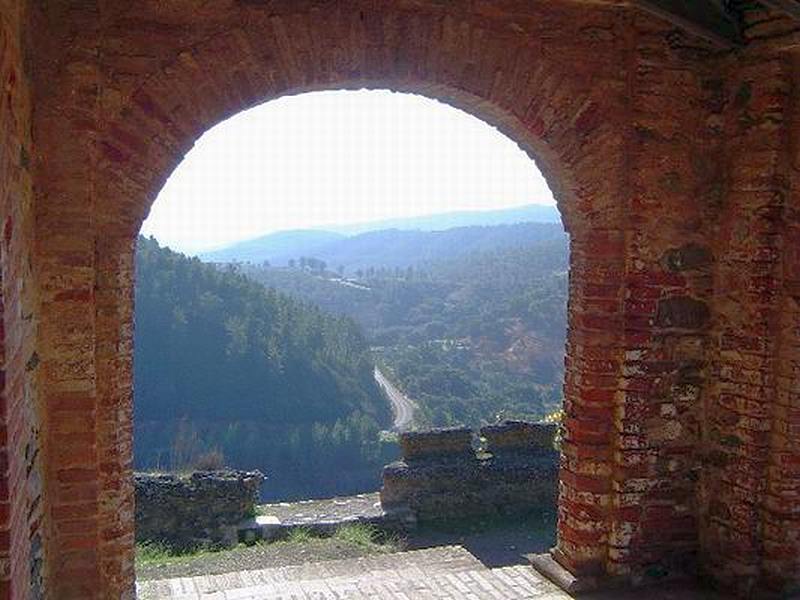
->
xmin=381 ymin=422 xmax=559 ymax=522
xmin=134 ymin=470 xmax=263 ymax=550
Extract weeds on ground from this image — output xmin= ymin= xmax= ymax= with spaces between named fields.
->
xmin=136 ymin=524 xmax=403 ymax=571
xmin=136 ymin=542 xmax=176 ymax=564
xmin=135 ymin=541 xmax=227 ymax=566
xmin=285 ymin=527 xmax=315 ymax=544
xmin=332 ymin=523 xmax=402 ymax=553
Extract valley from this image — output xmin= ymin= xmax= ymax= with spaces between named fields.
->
xmin=135 ymin=205 xmax=568 ymax=501
xmin=238 ymin=222 xmax=569 ymax=430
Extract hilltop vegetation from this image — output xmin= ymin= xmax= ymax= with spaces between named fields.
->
xmin=134 ymin=237 xmax=396 ymax=500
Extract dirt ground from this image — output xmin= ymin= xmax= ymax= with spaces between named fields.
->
xmin=136 ymin=511 xmax=555 ymax=582
xmin=136 ymin=536 xmax=398 ymax=581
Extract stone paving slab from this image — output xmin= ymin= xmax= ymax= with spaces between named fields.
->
xmin=137 ymin=545 xmax=570 ymax=599
xmin=257 ymin=492 xmax=386 ymax=526
xmin=240 ymin=492 xmax=415 ymax=543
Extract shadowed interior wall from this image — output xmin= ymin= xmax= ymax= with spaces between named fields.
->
xmin=699 ymin=11 xmax=800 ymax=593
xmin=1 ymin=0 xmax=41 ymax=597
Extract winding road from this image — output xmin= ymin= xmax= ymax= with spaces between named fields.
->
xmin=374 ymin=367 xmax=417 ymax=432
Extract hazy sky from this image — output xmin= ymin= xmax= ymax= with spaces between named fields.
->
xmin=141 ymin=90 xmax=555 ymax=254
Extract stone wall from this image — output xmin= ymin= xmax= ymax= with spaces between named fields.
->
xmin=381 ymin=422 xmax=558 ymax=521
xmin=135 ymin=470 xmax=263 ymax=550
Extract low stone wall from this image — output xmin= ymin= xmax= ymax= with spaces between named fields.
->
xmin=381 ymin=421 xmax=558 ymax=521
xmin=135 ymin=470 xmax=263 ymax=549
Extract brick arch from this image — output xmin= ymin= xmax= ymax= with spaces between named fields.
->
xmin=93 ymin=4 xmax=629 ymax=238
xmin=109 ymin=81 xmax=603 ymax=236
xmin=19 ymin=1 xmax=743 ymax=598
xmin=83 ymin=5 xmax=632 ymax=596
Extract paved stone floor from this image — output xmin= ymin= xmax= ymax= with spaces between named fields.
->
xmin=136 ymin=545 xmax=570 ymax=599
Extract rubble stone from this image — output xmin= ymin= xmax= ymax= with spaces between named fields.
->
xmin=383 ymin=425 xmax=558 ymax=520
xmin=134 ymin=470 xmax=263 ymax=550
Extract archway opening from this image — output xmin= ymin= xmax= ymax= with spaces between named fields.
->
xmin=132 ymin=88 xmax=569 ymax=569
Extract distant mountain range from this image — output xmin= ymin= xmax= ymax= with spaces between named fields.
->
xmin=201 ymin=204 xmax=562 ymax=267
xmin=325 ymin=203 xmax=561 ymax=235
xmin=201 ymin=230 xmax=345 ymax=264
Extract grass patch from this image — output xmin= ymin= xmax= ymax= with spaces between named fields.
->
xmin=137 ymin=524 xmax=404 ymax=574
xmin=285 ymin=527 xmax=316 ymax=544
xmin=333 ymin=523 xmax=402 ymax=553
xmin=281 ymin=523 xmax=401 ymax=553
xmin=135 ymin=541 xmax=227 ymax=567
xmin=333 ymin=523 xmax=378 ymax=547
xmin=136 ymin=541 xmax=176 ymax=564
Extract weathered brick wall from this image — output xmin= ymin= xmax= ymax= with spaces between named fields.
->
xmin=381 ymin=423 xmax=559 ymax=521
xmin=19 ymin=2 xmax=719 ymax=596
xmin=23 ymin=2 xmax=122 ymax=597
xmin=0 ymin=1 xmax=797 ymax=598
xmin=555 ymin=13 xmax=722 ymax=583
xmin=84 ymin=4 xmax=635 ymax=595
xmin=698 ymin=7 xmax=800 ymax=597
xmin=134 ymin=470 xmax=263 ymax=550
xmin=595 ymin=14 xmax=723 ymax=583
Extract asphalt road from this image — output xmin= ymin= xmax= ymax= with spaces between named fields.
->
xmin=374 ymin=367 xmax=416 ymax=432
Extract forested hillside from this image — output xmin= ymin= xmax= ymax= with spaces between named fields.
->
xmin=134 ymin=237 xmax=396 ymax=500
xmin=241 ymin=232 xmax=570 ymax=428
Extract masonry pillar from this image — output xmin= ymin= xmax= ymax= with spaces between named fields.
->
xmin=25 ymin=3 xmax=137 ymax=591
xmin=552 ymin=14 xmax=721 ymax=586
xmin=556 ymin=227 xmax=624 ymax=577
xmin=29 ymin=172 xmax=136 ymax=598
xmin=94 ymin=234 xmax=136 ymax=596
xmin=34 ymin=137 xmax=101 ymax=598
xmin=763 ymin=54 xmax=800 ymax=595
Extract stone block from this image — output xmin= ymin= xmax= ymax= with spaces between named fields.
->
xmin=398 ymin=427 xmax=474 ymax=462
xmin=655 ymin=297 xmax=710 ymax=330
xmin=238 ymin=515 xmax=281 ymax=544
xmin=135 ymin=469 xmax=263 ymax=550
xmin=481 ymin=421 xmax=558 ymax=455
xmin=383 ymin=423 xmax=558 ymax=522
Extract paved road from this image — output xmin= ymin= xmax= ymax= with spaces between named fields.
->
xmin=374 ymin=367 xmax=416 ymax=432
